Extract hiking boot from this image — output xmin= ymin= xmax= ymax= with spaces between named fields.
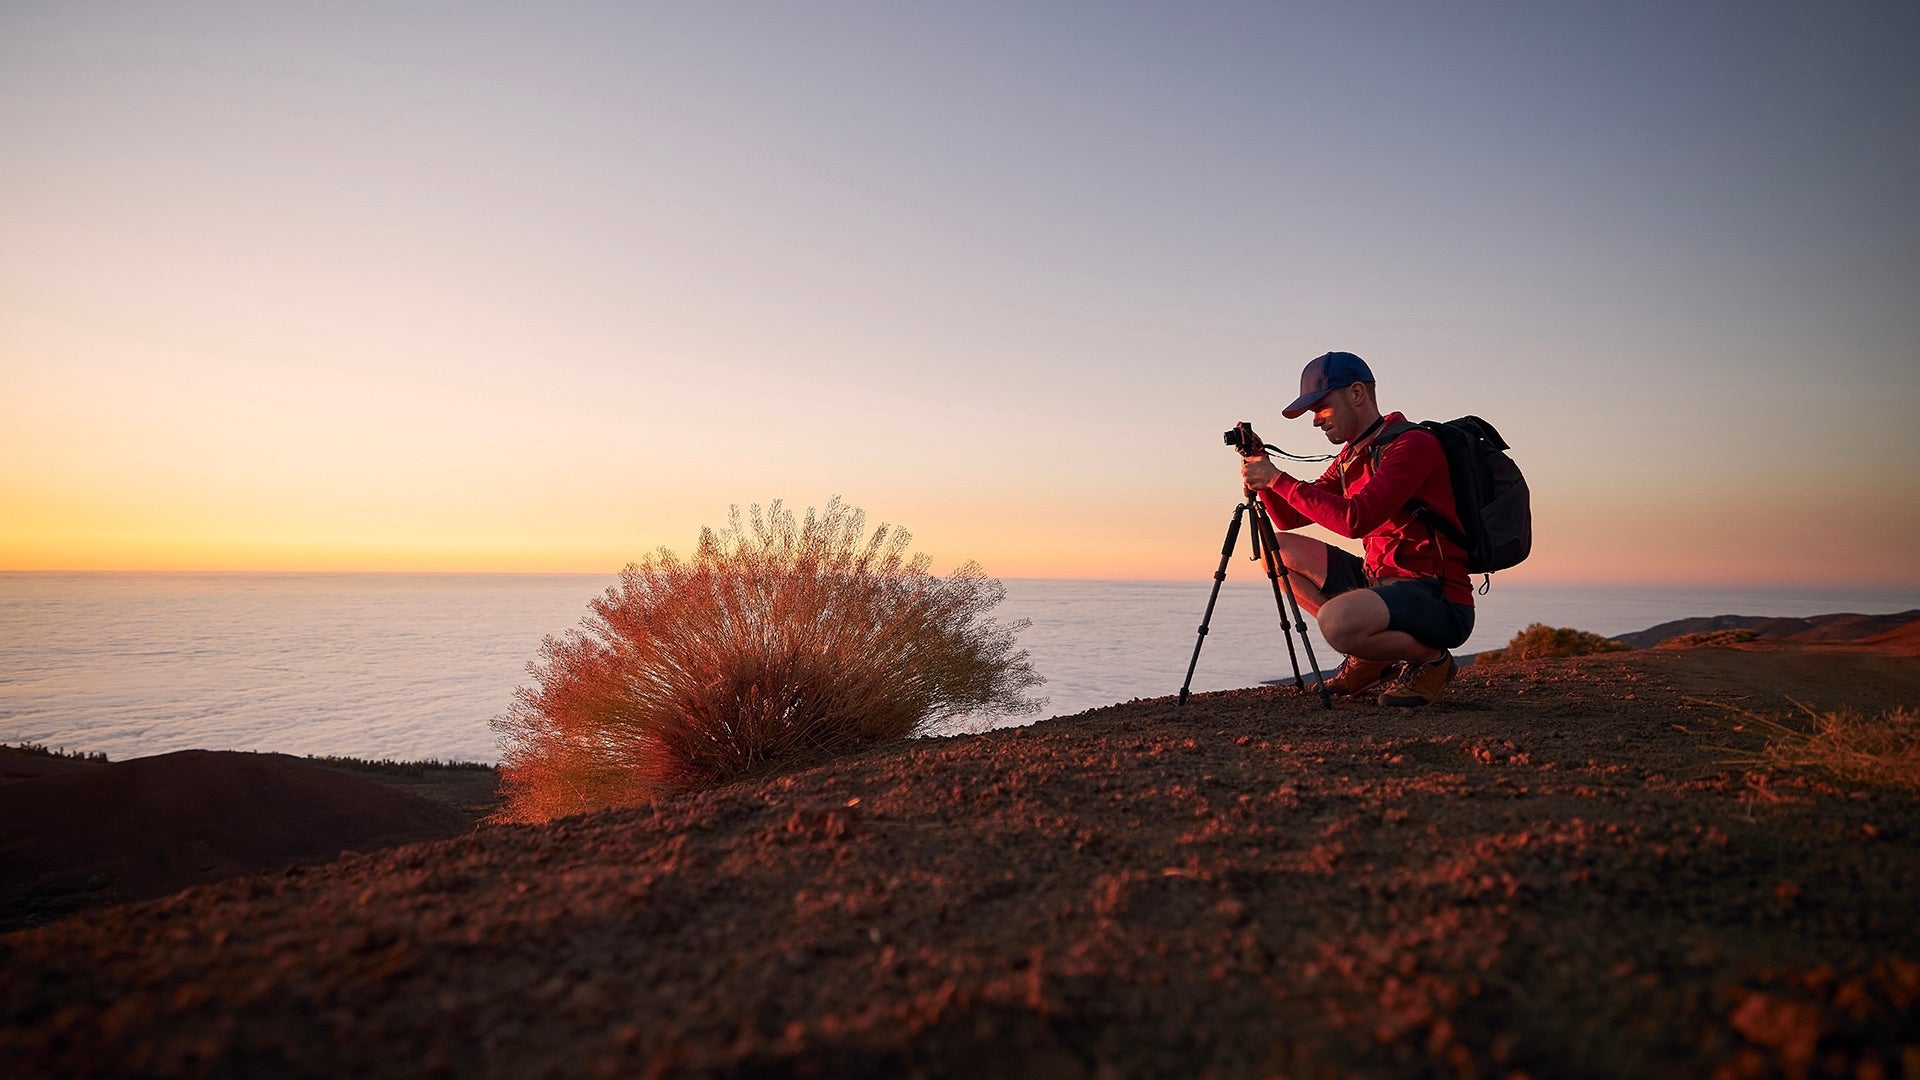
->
xmin=1323 ymin=656 xmax=1396 ymax=695
xmin=1378 ymin=652 xmax=1458 ymax=707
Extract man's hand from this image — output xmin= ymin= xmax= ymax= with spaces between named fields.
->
xmin=1241 ymin=455 xmax=1286 ymax=492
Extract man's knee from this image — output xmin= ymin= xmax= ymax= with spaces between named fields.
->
xmin=1271 ymin=533 xmax=1330 ymax=586
xmin=1317 ymin=590 xmax=1390 ymax=653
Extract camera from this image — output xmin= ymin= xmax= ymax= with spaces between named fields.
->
xmin=1223 ymin=421 xmax=1264 ymax=456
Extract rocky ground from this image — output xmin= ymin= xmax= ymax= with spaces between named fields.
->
xmin=3 ymin=643 xmax=1918 ymax=1078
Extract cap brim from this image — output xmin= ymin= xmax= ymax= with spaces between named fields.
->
xmin=1281 ymin=388 xmax=1330 ymax=419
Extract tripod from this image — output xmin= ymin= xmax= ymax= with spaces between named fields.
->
xmin=1179 ymin=491 xmax=1333 ymax=709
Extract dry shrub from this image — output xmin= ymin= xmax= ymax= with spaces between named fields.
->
xmin=1475 ymin=623 xmax=1631 ymax=664
xmin=1754 ymin=703 xmax=1920 ymax=791
xmin=491 ymin=499 xmax=1043 ymax=823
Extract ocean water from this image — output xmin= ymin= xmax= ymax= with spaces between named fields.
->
xmin=2 ymin=572 xmax=1915 ymax=764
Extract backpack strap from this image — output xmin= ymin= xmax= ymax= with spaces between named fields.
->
xmin=1366 ymin=421 xmax=1469 ymax=545
xmin=1365 ymin=420 xmax=1420 ymax=468
xmin=1366 ymin=420 xmax=1475 ymax=593
xmin=1408 ymin=499 xmax=1467 ymax=547
xmin=1343 ymin=419 xmax=1418 ymax=498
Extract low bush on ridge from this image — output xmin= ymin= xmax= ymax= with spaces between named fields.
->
xmin=1656 ymin=628 xmax=1760 ymax=649
xmin=2 ymin=742 xmax=108 ymax=763
xmin=1476 ymin=623 xmax=1631 ymax=664
xmin=491 ymin=499 xmax=1043 ymax=823
xmin=304 ymin=755 xmax=496 ymax=776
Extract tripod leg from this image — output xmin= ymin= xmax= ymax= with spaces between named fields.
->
xmin=1248 ymin=496 xmax=1308 ymax=691
xmin=1251 ymin=502 xmax=1333 ymax=710
xmin=1178 ymin=504 xmax=1246 ymax=706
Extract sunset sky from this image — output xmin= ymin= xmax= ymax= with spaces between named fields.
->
xmin=4 ymin=3 xmax=1917 ymax=585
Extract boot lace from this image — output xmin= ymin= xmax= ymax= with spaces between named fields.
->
xmin=1386 ymin=656 xmax=1439 ymax=690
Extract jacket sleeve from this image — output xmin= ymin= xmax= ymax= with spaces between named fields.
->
xmin=1269 ymin=432 xmax=1440 ymax=539
xmin=1258 ymin=459 xmax=1343 ymax=531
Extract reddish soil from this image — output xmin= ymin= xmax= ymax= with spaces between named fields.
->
xmin=4 ymin=645 xmax=1918 ymax=1078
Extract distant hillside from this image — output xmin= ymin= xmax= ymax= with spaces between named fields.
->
xmin=0 ymin=750 xmax=476 ymax=931
xmin=1613 ymin=609 xmax=1920 ymax=650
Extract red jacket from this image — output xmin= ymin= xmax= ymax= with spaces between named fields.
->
xmin=1258 ymin=412 xmax=1475 ymax=605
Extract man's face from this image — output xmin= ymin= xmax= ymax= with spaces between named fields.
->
xmin=1309 ymin=383 xmax=1366 ymax=443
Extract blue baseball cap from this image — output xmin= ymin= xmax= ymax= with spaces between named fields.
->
xmin=1281 ymin=351 xmax=1375 ymax=418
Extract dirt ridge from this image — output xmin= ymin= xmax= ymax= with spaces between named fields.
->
xmin=3 ymin=647 xmax=1918 ymax=1078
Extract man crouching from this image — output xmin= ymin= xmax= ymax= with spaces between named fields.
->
xmin=1238 ymin=351 xmax=1474 ymax=706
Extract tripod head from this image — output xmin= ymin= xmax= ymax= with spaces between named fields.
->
xmin=1224 ymin=421 xmax=1265 ymax=457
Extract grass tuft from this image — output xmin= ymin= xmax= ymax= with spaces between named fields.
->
xmin=1704 ymin=697 xmax=1920 ymax=792
xmin=490 ymin=498 xmax=1044 ymax=823
xmin=1754 ymin=703 xmax=1920 ymax=791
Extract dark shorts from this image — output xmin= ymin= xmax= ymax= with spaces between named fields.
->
xmin=1322 ymin=547 xmax=1475 ymax=651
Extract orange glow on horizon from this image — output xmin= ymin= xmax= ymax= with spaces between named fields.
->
xmin=7 ymin=516 xmax=1918 ymax=589
xmin=5 ymin=425 xmax=1916 ymax=586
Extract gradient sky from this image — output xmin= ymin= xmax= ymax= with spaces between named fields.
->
xmin=4 ymin=2 xmax=1917 ymax=584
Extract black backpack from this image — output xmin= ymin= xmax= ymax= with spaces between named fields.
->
xmin=1371 ymin=416 xmax=1532 ymax=576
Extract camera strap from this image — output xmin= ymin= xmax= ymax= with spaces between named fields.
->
xmin=1336 ymin=417 xmax=1389 ymax=497
xmin=1352 ymin=416 xmax=1386 ymax=449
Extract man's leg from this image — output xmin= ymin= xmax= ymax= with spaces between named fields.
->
xmin=1317 ymin=585 xmax=1460 ymax=706
xmin=1271 ymin=543 xmax=1427 ymax=696
xmin=1285 ymin=550 xmax=1390 ymax=694
xmin=1263 ymin=532 xmax=1333 ymax=615
xmin=1315 ymin=589 xmax=1444 ymax=664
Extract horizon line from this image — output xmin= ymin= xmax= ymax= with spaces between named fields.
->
xmin=4 ymin=567 xmax=1920 ymax=593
